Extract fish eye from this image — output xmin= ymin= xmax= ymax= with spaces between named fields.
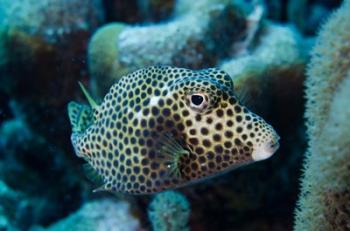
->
xmin=191 ymin=94 xmax=204 ymax=106
xmin=187 ymin=93 xmax=208 ymax=111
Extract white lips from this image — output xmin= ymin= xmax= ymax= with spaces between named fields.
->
xmin=252 ymin=140 xmax=280 ymax=161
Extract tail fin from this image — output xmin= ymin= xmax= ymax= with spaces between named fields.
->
xmin=68 ymin=82 xmax=98 ymax=133
xmin=68 ymin=102 xmax=93 ymax=133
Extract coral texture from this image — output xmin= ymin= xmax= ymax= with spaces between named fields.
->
xmin=0 ymin=0 xmax=104 ymax=148
xmin=88 ymin=23 xmax=127 ymax=98
xmin=295 ymin=72 xmax=350 ymax=230
xmin=221 ymin=23 xmax=308 ymax=111
xmin=294 ymin=0 xmax=350 ymax=230
xmin=88 ymin=0 xmax=251 ymax=97
xmin=148 ymin=191 xmax=190 ymax=231
xmin=0 ymin=0 xmax=104 ymax=42
xmin=40 ymin=199 xmax=141 ymax=231
xmin=0 ymin=180 xmax=22 ymax=229
xmin=0 ymin=118 xmax=85 ymax=230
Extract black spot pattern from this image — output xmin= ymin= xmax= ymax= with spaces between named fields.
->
xmin=71 ymin=66 xmax=279 ymax=194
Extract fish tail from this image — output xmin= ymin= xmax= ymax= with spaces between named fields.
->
xmin=67 ymin=101 xmax=94 ymax=133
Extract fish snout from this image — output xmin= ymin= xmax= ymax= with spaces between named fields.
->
xmin=251 ymin=133 xmax=280 ymax=161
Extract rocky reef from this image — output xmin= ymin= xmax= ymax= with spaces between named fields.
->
xmin=0 ymin=0 xmax=346 ymax=230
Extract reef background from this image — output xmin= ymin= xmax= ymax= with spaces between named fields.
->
xmin=0 ymin=0 xmax=347 ymax=231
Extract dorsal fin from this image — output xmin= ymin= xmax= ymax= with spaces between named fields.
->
xmin=78 ymin=82 xmax=98 ymax=109
xmin=67 ymin=101 xmax=93 ymax=133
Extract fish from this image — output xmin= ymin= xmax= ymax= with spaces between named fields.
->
xmin=68 ymin=66 xmax=280 ymax=195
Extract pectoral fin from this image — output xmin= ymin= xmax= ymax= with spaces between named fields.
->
xmin=156 ymin=133 xmax=189 ymax=178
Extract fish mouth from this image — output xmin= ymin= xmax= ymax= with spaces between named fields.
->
xmin=251 ymin=137 xmax=280 ymax=161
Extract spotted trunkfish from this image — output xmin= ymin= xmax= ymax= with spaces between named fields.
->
xmin=68 ymin=66 xmax=280 ymax=194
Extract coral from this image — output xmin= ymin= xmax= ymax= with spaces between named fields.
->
xmin=88 ymin=0 xmax=251 ymax=97
xmin=174 ymin=0 xmax=230 ymax=15
xmin=294 ymin=0 xmax=350 ymax=230
xmin=264 ymin=0 xmax=341 ymax=35
xmin=0 ymin=118 xmax=47 ymax=191
xmin=303 ymin=0 xmax=350 ymax=141
xmin=221 ymin=23 xmax=307 ymax=76
xmin=0 ymin=180 xmax=22 ymax=229
xmin=117 ymin=5 xmax=241 ymax=67
xmin=88 ymin=23 xmax=127 ymax=98
xmin=287 ymin=0 xmax=337 ymax=35
xmin=221 ymin=23 xmax=308 ymax=113
xmin=295 ymin=72 xmax=350 ymax=231
xmin=0 ymin=118 xmax=86 ymax=229
xmin=173 ymin=0 xmax=261 ymax=17
xmin=37 ymin=199 xmax=141 ymax=231
xmin=0 ymin=0 xmax=104 ymax=42
xmin=324 ymin=190 xmax=350 ymax=230
xmin=0 ymin=179 xmax=59 ymax=230
xmin=0 ymin=0 xmax=104 ymax=149
xmin=148 ymin=191 xmax=190 ymax=231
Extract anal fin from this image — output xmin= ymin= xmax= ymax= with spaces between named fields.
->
xmin=82 ymin=163 xmax=104 ymax=186
xmin=83 ymin=164 xmax=116 ymax=194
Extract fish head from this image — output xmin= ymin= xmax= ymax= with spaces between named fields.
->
xmin=167 ymin=71 xmax=280 ymax=180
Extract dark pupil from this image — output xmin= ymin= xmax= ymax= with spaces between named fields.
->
xmin=191 ymin=95 xmax=204 ymax=106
